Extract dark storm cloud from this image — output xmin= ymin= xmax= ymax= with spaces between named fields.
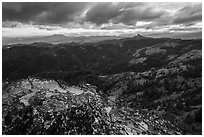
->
xmin=3 ymin=2 xmax=201 ymax=27
xmin=173 ymin=4 xmax=202 ymax=24
xmin=174 ymin=14 xmax=202 ymax=24
xmin=85 ymin=2 xmax=165 ymax=25
xmin=2 ymin=2 xmax=89 ymax=24
xmin=3 ymin=3 xmax=46 ymax=21
xmin=85 ymin=3 xmax=121 ymax=25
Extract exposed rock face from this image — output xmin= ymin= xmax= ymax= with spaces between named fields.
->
xmin=2 ymin=78 xmax=181 ymax=135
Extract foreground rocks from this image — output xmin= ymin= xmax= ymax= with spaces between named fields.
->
xmin=2 ymin=78 xmax=181 ymax=135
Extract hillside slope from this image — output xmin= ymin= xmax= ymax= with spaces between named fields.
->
xmin=2 ymin=35 xmax=202 ymax=134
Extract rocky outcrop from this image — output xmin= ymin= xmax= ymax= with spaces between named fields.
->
xmin=2 ymin=78 xmax=182 ymax=135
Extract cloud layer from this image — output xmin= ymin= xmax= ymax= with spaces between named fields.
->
xmin=3 ymin=2 xmax=89 ymax=24
xmin=2 ymin=2 xmax=202 ymax=38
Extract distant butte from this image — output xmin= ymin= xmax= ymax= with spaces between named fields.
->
xmin=137 ymin=34 xmax=143 ymax=37
xmin=132 ymin=34 xmax=146 ymax=39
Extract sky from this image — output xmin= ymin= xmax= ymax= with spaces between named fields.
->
xmin=2 ymin=2 xmax=202 ymax=39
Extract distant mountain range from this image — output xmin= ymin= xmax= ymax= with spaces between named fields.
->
xmin=2 ymin=34 xmax=122 ymax=45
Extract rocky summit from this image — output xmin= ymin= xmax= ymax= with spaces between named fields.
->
xmin=3 ymin=77 xmax=181 ymax=135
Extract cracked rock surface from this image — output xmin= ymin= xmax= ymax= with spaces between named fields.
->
xmin=2 ymin=77 xmax=181 ymax=135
